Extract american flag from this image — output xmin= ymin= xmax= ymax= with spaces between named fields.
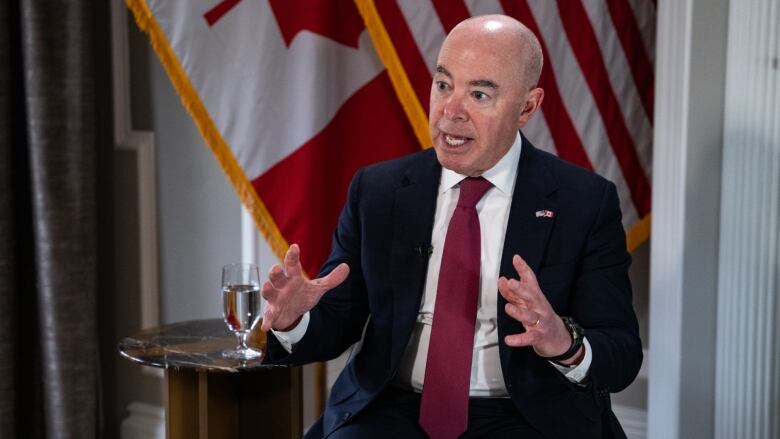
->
xmin=128 ymin=0 xmax=655 ymax=276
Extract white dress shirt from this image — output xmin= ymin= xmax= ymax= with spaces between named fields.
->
xmin=274 ymin=133 xmax=592 ymax=394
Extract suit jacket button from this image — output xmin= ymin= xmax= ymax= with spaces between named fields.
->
xmin=343 ymin=412 xmax=352 ymax=421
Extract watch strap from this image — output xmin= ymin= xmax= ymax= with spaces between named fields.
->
xmin=543 ymin=317 xmax=584 ymax=363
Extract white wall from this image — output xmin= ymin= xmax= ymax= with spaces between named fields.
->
xmin=149 ymin=54 xmax=243 ymax=324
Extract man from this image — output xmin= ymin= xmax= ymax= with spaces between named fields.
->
xmin=261 ymin=15 xmax=642 ymax=439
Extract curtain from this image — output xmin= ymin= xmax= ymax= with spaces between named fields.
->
xmin=0 ymin=1 xmax=112 ymax=437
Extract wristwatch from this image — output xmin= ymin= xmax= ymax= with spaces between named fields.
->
xmin=544 ymin=316 xmax=585 ymax=363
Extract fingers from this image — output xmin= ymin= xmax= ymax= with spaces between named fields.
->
xmin=313 ymin=263 xmax=350 ymax=291
xmin=268 ymin=244 xmax=303 ymax=289
xmin=512 ymin=254 xmax=537 ymax=285
xmin=260 ymin=244 xmax=349 ymax=335
xmin=501 ymin=256 xmax=572 ymax=356
xmin=503 ymin=300 xmax=544 ymax=348
xmin=505 ymin=332 xmax=536 ymax=347
xmin=261 ymin=281 xmax=278 ymax=302
xmin=499 ymin=254 xmax=545 ymax=308
xmin=505 ymin=316 xmax=574 ymax=358
xmin=497 ymin=276 xmax=532 ymax=307
xmin=505 ymin=302 xmax=539 ymax=327
xmin=497 ymin=276 xmax=515 ymax=301
xmin=268 ymin=264 xmax=288 ymax=290
xmin=284 ymin=244 xmax=302 ymax=278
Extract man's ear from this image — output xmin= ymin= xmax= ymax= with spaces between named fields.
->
xmin=517 ymin=87 xmax=544 ymax=128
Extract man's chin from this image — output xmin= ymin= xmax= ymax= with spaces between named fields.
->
xmin=434 ymin=153 xmax=470 ymax=175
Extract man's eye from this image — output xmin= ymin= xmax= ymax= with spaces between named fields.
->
xmin=436 ymin=81 xmax=448 ymax=91
xmin=473 ymin=91 xmax=488 ymax=101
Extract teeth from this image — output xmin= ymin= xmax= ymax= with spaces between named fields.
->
xmin=445 ymin=135 xmax=467 ymax=146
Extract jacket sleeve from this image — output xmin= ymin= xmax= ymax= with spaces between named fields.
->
xmin=572 ymin=181 xmax=643 ymax=393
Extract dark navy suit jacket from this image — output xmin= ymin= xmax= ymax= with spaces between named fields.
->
xmin=267 ymin=138 xmax=642 ymax=438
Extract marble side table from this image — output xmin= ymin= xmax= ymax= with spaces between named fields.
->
xmin=119 ymin=319 xmax=302 ymax=439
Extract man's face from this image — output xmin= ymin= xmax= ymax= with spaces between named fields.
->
xmin=429 ymin=31 xmax=537 ymax=176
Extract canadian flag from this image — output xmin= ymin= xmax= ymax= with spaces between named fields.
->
xmin=128 ymin=0 xmax=420 ymax=276
xmin=128 ymin=0 xmax=655 ymax=276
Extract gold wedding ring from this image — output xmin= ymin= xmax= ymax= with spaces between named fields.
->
xmin=528 ymin=318 xmax=540 ymax=327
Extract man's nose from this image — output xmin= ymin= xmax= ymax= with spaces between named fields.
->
xmin=443 ymin=93 xmax=467 ymax=121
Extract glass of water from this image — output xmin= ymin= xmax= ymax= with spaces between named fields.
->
xmin=221 ymin=263 xmax=263 ymax=359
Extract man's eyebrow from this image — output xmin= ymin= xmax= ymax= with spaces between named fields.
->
xmin=469 ymin=79 xmax=498 ymax=89
xmin=434 ymin=65 xmax=498 ymax=89
xmin=435 ymin=65 xmax=451 ymax=78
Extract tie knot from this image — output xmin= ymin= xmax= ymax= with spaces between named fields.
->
xmin=457 ymin=177 xmax=493 ymax=208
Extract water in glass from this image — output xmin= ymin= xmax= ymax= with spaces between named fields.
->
xmin=222 ymin=284 xmax=261 ymax=333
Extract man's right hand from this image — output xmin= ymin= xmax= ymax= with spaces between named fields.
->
xmin=260 ymin=243 xmax=350 ymax=333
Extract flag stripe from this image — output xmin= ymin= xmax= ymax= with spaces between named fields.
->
xmin=606 ymin=0 xmax=655 ymax=122
xmin=464 ymin=0 xmax=503 ymax=17
xmin=556 ymin=1 xmax=651 ymax=216
xmin=373 ymin=0 xmax=434 ymax=115
xmin=580 ymin=0 xmax=653 ymax=175
xmin=431 ymin=0 xmax=472 ymax=32
xmin=500 ymin=0 xmax=595 ymax=171
xmin=396 ymin=0 xmax=446 ymax=76
xmin=627 ymin=0 xmax=656 ymax=64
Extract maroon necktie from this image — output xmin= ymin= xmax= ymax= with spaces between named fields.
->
xmin=419 ymin=177 xmax=493 ymax=439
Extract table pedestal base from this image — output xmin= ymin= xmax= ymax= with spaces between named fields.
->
xmin=165 ymin=366 xmax=302 ymax=439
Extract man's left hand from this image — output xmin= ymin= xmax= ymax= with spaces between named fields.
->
xmin=497 ymin=254 xmax=583 ymax=365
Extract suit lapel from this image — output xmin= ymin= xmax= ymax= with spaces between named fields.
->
xmin=499 ymin=140 xmax=559 ymax=277
xmin=497 ymin=138 xmax=559 ymax=372
xmin=389 ymin=150 xmax=441 ymax=361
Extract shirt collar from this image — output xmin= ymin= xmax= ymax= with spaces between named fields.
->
xmin=439 ymin=132 xmax=523 ymax=196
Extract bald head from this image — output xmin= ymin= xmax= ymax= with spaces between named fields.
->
xmin=445 ymin=15 xmax=543 ymax=90
xmin=429 ymin=14 xmax=545 ymax=175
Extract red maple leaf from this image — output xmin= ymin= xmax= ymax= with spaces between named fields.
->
xmin=204 ymin=0 xmax=365 ymax=49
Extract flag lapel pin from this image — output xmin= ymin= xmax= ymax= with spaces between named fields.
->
xmin=535 ymin=210 xmax=555 ymax=218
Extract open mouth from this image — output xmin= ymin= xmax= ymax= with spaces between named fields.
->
xmin=443 ymin=133 xmax=472 ymax=146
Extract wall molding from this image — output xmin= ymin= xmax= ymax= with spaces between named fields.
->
xmin=648 ymin=1 xmax=692 ymax=435
xmin=111 ymin=0 xmax=159 ymax=332
xmin=715 ymin=0 xmax=780 ymax=437
xmin=111 ymin=0 xmax=162 ymax=381
xmin=649 ymin=0 xmax=729 ymax=437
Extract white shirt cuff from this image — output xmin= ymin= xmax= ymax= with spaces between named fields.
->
xmin=270 ymin=312 xmax=310 ymax=353
xmin=550 ymin=337 xmax=592 ymax=384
